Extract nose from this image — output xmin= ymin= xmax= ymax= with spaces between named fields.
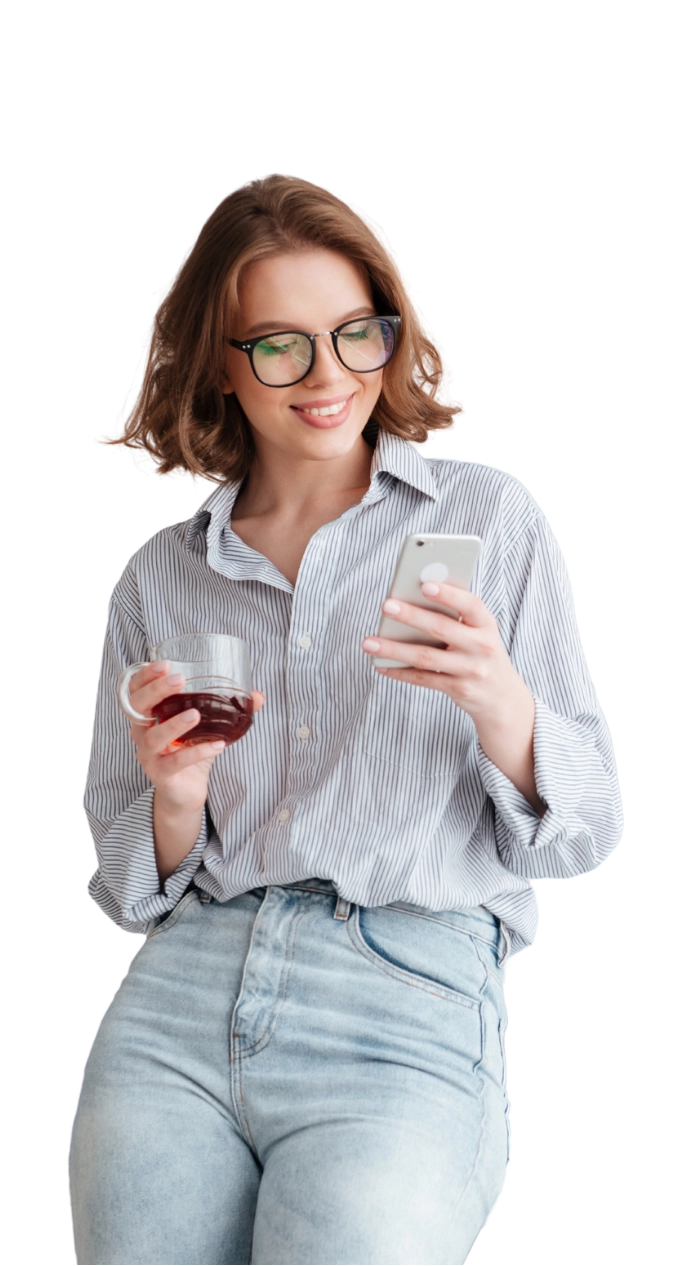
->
xmin=304 ymin=333 xmax=346 ymax=387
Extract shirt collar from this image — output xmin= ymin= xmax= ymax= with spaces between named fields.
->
xmin=184 ymin=428 xmax=439 ymax=555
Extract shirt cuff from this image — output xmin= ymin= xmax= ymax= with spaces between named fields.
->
xmin=477 ymin=697 xmax=607 ymax=879
xmin=91 ymin=786 xmax=210 ymax=924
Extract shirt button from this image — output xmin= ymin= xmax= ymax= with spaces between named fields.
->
xmin=278 ymin=808 xmax=291 ymax=822
xmin=298 ymin=635 xmax=312 ymax=649
xmin=297 ymin=725 xmax=310 ymax=741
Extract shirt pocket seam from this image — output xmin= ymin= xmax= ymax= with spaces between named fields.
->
xmin=356 ymin=673 xmax=466 ymax=779
xmin=359 ymin=744 xmax=451 ymax=780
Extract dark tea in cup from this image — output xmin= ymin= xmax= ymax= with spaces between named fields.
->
xmin=117 ymin=633 xmax=254 ymax=750
xmin=153 ymin=690 xmax=253 ymax=746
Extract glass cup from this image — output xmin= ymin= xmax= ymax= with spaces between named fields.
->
xmin=117 ymin=633 xmax=254 ymax=747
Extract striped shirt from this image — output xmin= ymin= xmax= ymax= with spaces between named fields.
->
xmin=85 ymin=429 xmax=623 ymax=955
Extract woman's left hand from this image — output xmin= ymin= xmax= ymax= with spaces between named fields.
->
xmin=362 ymin=580 xmax=531 ymax=727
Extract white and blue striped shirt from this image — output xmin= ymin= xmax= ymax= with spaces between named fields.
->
xmin=85 ymin=429 xmax=623 ymax=955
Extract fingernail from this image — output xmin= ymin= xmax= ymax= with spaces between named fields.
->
xmin=362 ymin=638 xmax=380 ymax=652
xmin=184 ymin=709 xmax=199 ymax=722
xmin=152 ymin=660 xmax=169 ymax=672
xmin=211 ymin=741 xmax=225 ymax=751
xmin=383 ymin=599 xmax=401 ymax=615
xmin=421 ymin=582 xmax=440 ymax=596
xmin=166 ymin=673 xmax=183 ymax=685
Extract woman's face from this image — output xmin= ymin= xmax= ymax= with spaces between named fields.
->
xmin=223 ymin=249 xmax=384 ymax=466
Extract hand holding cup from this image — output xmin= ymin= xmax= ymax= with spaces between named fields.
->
xmin=123 ymin=660 xmax=263 ymax=805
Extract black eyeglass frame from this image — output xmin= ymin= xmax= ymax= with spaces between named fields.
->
xmin=227 ymin=315 xmax=402 ymax=387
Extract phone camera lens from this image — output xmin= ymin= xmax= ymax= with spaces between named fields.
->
xmin=416 ymin=540 xmax=425 ymax=547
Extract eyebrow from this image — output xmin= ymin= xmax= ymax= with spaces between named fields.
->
xmin=242 ymin=306 xmax=375 ymax=338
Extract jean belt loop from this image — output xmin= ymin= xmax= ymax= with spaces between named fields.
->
xmin=334 ymin=895 xmax=351 ymax=921
xmin=497 ymin=920 xmax=512 ymax=966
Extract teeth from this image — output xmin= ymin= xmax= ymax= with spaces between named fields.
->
xmin=306 ymin=401 xmax=347 ymax=417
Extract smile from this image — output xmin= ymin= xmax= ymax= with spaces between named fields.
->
xmin=290 ymin=394 xmax=354 ymax=429
xmin=305 ymin=402 xmax=347 ymax=417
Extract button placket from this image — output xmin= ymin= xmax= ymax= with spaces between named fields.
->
xmin=292 ymin=637 xmax=314 ymax=747
xmin=280 ymin=567 xmax=326 ymax=830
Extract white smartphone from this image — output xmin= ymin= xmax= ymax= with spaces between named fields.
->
xmin=373 ymin=533 xmax=483 ymax=668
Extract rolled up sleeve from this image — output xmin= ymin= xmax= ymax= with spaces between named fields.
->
xmin=478 ymin=512 xmax=623 ymax=878
xmin=84 ymin=574 xmax=211 ymax=932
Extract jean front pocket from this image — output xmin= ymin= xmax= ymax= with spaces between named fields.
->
xmin=349 ymin=904 xmax=485 ymax=1009
xmin=145 ymin=888 xmax=199 ymax=940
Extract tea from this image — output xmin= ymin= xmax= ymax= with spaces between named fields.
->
xmin=153 ymin=691 xmax=253 ymax=746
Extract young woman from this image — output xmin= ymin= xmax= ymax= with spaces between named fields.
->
xmin=69 ymin=175 xmax=622 ymax=1266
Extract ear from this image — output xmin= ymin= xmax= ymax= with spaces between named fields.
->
xmin=222 ymin=376 xmax=235 ymax=395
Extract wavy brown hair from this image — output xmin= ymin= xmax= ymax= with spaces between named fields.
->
xmin=111 ymin=175 xmax=460 ymax=482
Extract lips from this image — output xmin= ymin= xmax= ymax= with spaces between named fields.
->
xmin=289 ymin=392 xmax=351 ymax=412
xmin=290 ymin=393 xmax=354 ymax=429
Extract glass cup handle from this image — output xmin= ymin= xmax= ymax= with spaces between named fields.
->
xmin=117 ymin=662 xmax=153 ymax=724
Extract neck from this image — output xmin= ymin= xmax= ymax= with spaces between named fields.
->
xmin=235 ymin=430 xmax=374 ymax=519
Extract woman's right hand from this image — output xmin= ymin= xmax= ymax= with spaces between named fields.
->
xmin=127 ymin=661 xmax=265 ymax=814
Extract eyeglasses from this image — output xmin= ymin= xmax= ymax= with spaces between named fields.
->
xmin=228 ymin=315 xmax=401 ymax=387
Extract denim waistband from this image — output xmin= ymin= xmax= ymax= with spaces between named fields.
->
xmin=278 ymin=881 xmax=493 ymax=921
xmin=190 ymin=877 xmax=509 ymax=964
xmin=278 ymin=876 xmax=511 ymax=962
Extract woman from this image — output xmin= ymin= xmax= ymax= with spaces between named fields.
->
xmin=70 ymin=174 xmax=622 ymax=1265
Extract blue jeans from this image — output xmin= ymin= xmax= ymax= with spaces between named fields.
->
xmin=69 ymin=880 xmax=510 ymax=1265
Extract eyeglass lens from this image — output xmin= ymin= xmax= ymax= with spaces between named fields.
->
xmin=251 ymin=318 xmax=395 ymax=386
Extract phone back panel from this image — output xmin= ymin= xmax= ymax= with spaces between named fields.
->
xmin=374 ymin=534 xmax=482 ymax=668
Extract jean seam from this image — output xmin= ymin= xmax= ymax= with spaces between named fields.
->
xmin=236 ymin=893 xmax=311 ymax=1059
xmin=228 ymin=891 xmax=309 ymax=1159
xmin=442 ymin=962 xmax=488 ymax=1240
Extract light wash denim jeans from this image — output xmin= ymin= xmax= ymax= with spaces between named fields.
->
xmin=69 ymin=880 xmax=510 ymax=1265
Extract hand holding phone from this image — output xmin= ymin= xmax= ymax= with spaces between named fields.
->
xmin=373 ymin=534 xmax=482 ymax=668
